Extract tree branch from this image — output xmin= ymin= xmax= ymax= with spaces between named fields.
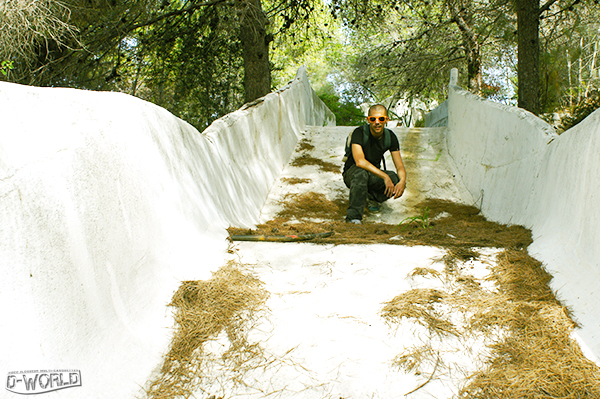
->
xmin=446 ymin=0 xmax=478 ymax=45
xmin=539 ymin=0 xmax=582 ymax=15
xmin=539 ymin=0 xmax=559 ymax=14
xmin=128 ymin=0 xmax=226 ymax=32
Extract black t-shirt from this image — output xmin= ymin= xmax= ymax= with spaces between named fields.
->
xmin=343 ymin=125 xmax=400 ymax=173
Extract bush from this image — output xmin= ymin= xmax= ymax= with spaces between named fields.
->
xmin=559 ymin=91 xmax=600 ymax=132
xmin=317 ymin=87 xmax=365 ymax=126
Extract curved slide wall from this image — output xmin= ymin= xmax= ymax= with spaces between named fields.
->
xmin=0 ymin=68 xmax=334 ymax=398
xmin=446 ymin=85 xmax=600 ymax=362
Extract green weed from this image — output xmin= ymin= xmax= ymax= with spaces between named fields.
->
xmin=1 ymin=60 xmax=14 ymax=76
xmin=399 ymin=207 xmax=431 ymax=230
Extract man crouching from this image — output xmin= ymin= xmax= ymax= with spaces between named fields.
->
xmin=342 ymin=104 xmax=407 ymax=224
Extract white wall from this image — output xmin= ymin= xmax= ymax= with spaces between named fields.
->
xmin=447 ymin=84 xmax=600 ymax=362
xmin=0 ymin=67 xmax=334 ymax=398
xmin=424 ymin=100 xmax=448 ymax=127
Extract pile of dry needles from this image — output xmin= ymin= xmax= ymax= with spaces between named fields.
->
xmin=229 ymin=194 xmax=531 ymax=249
xmin=145 ymin=262 xmax=268 ymax=399
xmin=381 ymin=235 xmax=600 ymax=398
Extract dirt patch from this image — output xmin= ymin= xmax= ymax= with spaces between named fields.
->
xmin=296 ymin=139 xmax=315 ymax=152
xmin=289 ymin=138 xmax=340 ymax=173
xmin=144 ymin=262 xmax=269 ymax=399
xmin=290 ymin=153 xmax=341 ymax=174
xmin=281 ymin=177 xmax=311 ymax=185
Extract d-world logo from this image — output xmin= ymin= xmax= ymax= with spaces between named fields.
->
xmin=6 ymin=370 xmax=81 ymax=395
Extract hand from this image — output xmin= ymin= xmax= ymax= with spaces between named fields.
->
xmin=384 ymin=176 xmax=396 ymax=198
xmin=392 ymin=181 xmax=406 ymax=199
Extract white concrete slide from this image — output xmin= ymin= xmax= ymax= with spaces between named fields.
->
xmin=0 ymin=68 xmax=334 ymax=398
xmin=446 ymin=78 xmax=600 ymax=362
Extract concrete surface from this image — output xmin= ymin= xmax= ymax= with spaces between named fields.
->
xmin=208 ymin=125 xmax=489 ymax=398
xmin=1 ymin=62 xmax=599 ymax=399
xmin=0 ymin=68 xmax=333 ymax=398
xmin=220 ymin=242 xmax=498 ymax=398
xmin=447 ymin=84 xmax=600 ymax=362
xmin=260 ymin=126 xmax=472 ymax=225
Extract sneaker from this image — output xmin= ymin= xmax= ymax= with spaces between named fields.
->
xmin=367 ymin=200 xmax=381 ymax=213
xmin=346 ymin=219 xmax=362 ymax=225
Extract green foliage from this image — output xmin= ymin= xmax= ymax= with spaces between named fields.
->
xmin=330 ymin=0 xmax=483 ymax=101
xmin=538 ymin=4 xmax=600 ymax=114
xmin=3 ymin=0 xmax=334 ymax=131
xmin=414 ymin=117 xmax=425 ymax=128
xmin=317 ymin=85 xmax=364 ymax=126
xmin=559 ymin=91 xmax=600 ymax=131
xmin=3 ymin=0 xmax=599 ymax=128
xmin=268 ymin=3 xmax=373 ymax=125
xmin=1 ymin=60 xmax=13 ymax=77
xmin=270 ymin=2 xmax=345 ymax=91
xmin=399 ymin=207 xmax=431 ymax=230
xmin=137 ymin=5 xmax=246 ymax=131
xmin=328 ymin=0 xmax=600 ymax=118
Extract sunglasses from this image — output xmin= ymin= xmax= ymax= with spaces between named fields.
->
xmin=368 ymin=116 xmax=388 ymax=122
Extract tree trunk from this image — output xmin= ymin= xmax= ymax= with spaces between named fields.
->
xmin=516 ymin=0 xmax=541 ymax=114
xmin=465 ymin=38 xmax=482 ymax=94
xmin=447 ymin=0 xmax=482 ymax=94
xmin=238 ymin=0 xmax=272 ymax=104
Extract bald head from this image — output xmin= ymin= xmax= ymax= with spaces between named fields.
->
xmin=366 ymin=104 xmax=388 ymax=138
xmin=368 ymin=104 xmax=388 ymax=117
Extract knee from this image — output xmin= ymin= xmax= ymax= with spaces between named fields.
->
xmin=352 ymin=167 xmax=369 ymax=180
